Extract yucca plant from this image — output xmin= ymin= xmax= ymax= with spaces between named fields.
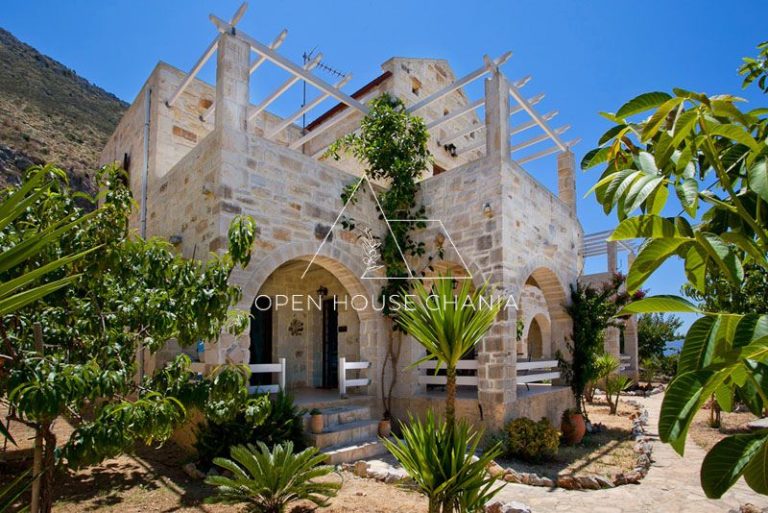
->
xmin=205 ymin=442 xmax=340 ymax=513
xmin=397 ymin=276 xmax=502 ymax=428
xmin=382 ymin=411 xmax=502 ymax=513
xmin=604 ymin=374 xmax=632 ymax=415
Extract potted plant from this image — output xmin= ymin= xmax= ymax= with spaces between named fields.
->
xmin=309 ymin=408 xmax=323 ymax=434
xmin=560 ymin=408 xmax=586 ymax=445
xmin=378 ymin=412 xmax=392 ymax=437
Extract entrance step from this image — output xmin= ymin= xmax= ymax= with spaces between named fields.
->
xmin=308 ymin=419 xmax=379 ymax=449
xmin=321 ymin=438 xmax=389 ymax=465
xmin=303 ymin=405 xmax=371 ymax=431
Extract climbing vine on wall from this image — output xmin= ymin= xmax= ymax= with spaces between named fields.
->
xmin=327 ymin=93 xmax=433 ymax=316
xmin=327 ymin=94 xmax=433 ymax=418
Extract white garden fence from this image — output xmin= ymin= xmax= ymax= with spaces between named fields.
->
xmin=338 ymin=357 xmax=371 ymax=397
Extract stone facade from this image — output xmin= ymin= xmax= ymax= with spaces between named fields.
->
xmin=97 ymin=31 xmax=634 ymax=431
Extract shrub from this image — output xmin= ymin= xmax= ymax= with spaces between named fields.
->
xmin=604 ymin=374 xmax=632 ymax=415
xmin=502 ymin=417 xmax=559 ymax=462
xmin=382 ymin=411 xmax=502 ymax=513
xmin=205 ymin=442 xmax=340 ymax=513
xmin=195 ymin=391 xmax=306 ymax=468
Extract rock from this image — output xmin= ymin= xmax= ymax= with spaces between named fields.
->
xmin=594 ymin=476 xmax=615 ymax=489
xmin=354 ymin=460 xmax=368 ymax=478
xmin=623 ymin=471 xmax=643 ymax=484
xmin=487 ymin=462 xmax=505 ymax=478
xmin=503 ymin=472 xmax=520 ymax=483
xmin=577 ymin=476 xmax=601 ymax=490
xmin=746 ymin=417 xmax=768 ymax=431
xmin=182 ymin=462 xmax=206 ymax=480
xmin=485 ymin=500 xmax=532 ymax=513
xmin=385 ymin=468 xmax=409 ymax=483
xmin=556 ymin=475 xmax=579 ymax=489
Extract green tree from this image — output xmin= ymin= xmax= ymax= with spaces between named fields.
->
xmin=395 ymin=276 xmax=502 ymax=429
xmin=683 ymin=264 xmax=768 ymax=314
xmin=637 ymin=313 xmax=683 ymax=359
xmin=327 ymin=93 xmax=432 ymax=419
xmin=558 ymin=274 xmax=638 ymax=415
xmin=582 ymin=40 xmax=768 ymax=498
xmin=0 ymin=165 xmax=258 ymax=512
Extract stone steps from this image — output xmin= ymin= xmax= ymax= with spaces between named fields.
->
xmin=321 ymin=438 xmax=389 ymax=465
xmin=304 ymin=404 xmax=388 ymax=464
xmin=309 ymin=419 xmax=379 ymax=449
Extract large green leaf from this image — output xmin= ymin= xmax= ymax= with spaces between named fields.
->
xmin=616 ymin=295 xmax=701 ymax=315
xmin=609 ymin=215 xmax=691 ymax=241
xmin=627 ymin=238 xmax=691 ymax=292
xmin=684 ymin=245 xmax=708 ymax=292
xmin=696 ymin=232 xmax=744 ymax=285
xmin=678 ymin=316 xmax=719 ymax=374
xmin=580 ymin=147 xmax=611 ymax=171
xmin=743 ymin=432 xmax=768 ymax=495
xmin=642 ymin=97 xmax=684 ymax=141
xmin=675 ymin=178 xmax=699 ymax=217
xmin=708 ymin=123 xmax=762 ymax=154
xmin=616 ymin=92 xmax=673 ymax=119
xmin=659 ymin=369 xmax=718 ymax=454
xmin=701 ymin=432 xmax=768 ymax=498
xmin=748 ymin=159 xmax=768 ymax=203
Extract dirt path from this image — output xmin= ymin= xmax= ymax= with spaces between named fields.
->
xmin=495 ymin=393 xmax=767 ymax=512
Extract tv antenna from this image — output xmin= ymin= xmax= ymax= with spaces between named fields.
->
xmin=302 ymin=47 xmax=348 ymax=130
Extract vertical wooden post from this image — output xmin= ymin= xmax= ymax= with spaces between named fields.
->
xmin=338 ymin=357 xmax=347 ymax=398
xmin=278 ymin=358 xmax=286 ymax=392
xmin=30 ymin=322 xmax=43 ymax=513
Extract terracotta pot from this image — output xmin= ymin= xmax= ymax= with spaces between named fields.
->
xmin=310 ymin=414 xmax=324 ymax=434
xmin=561 ymin=412 xmax=586 ymax=445
xmin=378 ymin=419 xmax=391 ymax=438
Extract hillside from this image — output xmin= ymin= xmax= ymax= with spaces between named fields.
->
xmin=0 ymin=27 xmax=127 ymax=192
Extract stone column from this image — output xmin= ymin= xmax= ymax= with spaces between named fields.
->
xmin=484 ymin=71 xmax=510 ymax=159
xmin=604 ymin=326 xmax=621 ymax=359
xmin=557 ymin=149 xmax=577 ymax=213
xmin=607 ymin=241 xmax=618 ymax=273
xmin=215 ymin=32 xmax=250 ymax=132
xmin=477 ymin=306 xmax=516 ymax=431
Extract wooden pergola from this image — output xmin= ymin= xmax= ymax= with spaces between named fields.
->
xmin=165 ymin=3 xmax=579 ymax=165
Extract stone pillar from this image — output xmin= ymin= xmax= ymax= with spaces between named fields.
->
xmin=604 ymin=326 xmax=621 ymax=359
xmin=557 ymin=149 xmax=577 ymax=213
xmin=607 ymin=241 xmax=618 ymax=273
xmin=215 ymin=32 xmax=250 ymax=132
xmin=484 ymin=71 xmax=510 ymax=159
xmin=477 ymin=307 xmax=516 ymax=431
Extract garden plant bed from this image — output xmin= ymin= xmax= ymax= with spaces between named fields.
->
xmin=493 ymin=399 xmax=651 ymax=489
xmin=1 ymin=441 xmax=428 ymax=513
xmin=689 ymin=405 xmax=760 ymax=452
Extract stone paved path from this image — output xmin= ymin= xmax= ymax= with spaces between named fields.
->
xmin=495 ymin=393 xmax=768 ymax=513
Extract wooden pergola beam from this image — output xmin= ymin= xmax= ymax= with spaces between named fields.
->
xmin=166 ymin=3 xmax=248 ymax=108
xmin=247 ymin=52 xmax=323 ymax=122
xmin=210 ymin=14 xmax=369 ymax=115
xmin=515 ymin=137 xmax=580 ymax=164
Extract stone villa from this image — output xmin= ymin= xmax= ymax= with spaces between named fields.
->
xmin=100 ymin=6 xmax=638 ymax=462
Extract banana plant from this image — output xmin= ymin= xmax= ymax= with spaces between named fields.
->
xmin=583 ymin=42 xmax=768 ymax=498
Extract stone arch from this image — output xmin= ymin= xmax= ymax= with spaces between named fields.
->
xmin=239 ymin=239 xmax=380 ymax=320
xmin=516 ymin=265 xmax=569 ymax=322
xmin=524 ymin=313 xmax=551 ymax=359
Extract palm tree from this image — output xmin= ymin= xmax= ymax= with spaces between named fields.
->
xmin=396 ymin=275 xmax=503 ymax=428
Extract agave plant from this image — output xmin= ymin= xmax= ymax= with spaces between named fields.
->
xmin=205 ymin=442 xmax=340 ymax=513
xmin=382 ymin=411 xmax=502 ymax=513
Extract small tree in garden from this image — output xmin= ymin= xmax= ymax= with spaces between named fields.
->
xmin=205 ymin=442 xmax=340 ymax=513
xmin=396 ymin=276 xmax=503 ymax=429
xmin=0 ymin=165 xmax=259 ymax=512
xmin=558 ymin=274 xmax=639 ymax=415
xmin=582 ymin=40 xmax=768 ymax=497
xmin=327 ymin=93 xmax=431 ymax=421
xmin=637 ymin=313 xmax=683 ymax=360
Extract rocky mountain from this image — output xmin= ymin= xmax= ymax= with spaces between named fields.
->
xmin=0 ymin=27 xmax=127 ymax=192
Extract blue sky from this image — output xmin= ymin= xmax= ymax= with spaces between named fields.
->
xmin=4 ymin=0 xmax=768 ymax=332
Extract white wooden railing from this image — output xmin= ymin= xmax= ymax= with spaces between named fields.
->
xmin=418 ymin=360 xmax=479 ymax=386
xmin=516 ymin=359 xmax=560 ymax=384
xmin=338 ymin=357 xmax=371 ymax=397
xmin=248 ymin=358 xmax=286 ymax=394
